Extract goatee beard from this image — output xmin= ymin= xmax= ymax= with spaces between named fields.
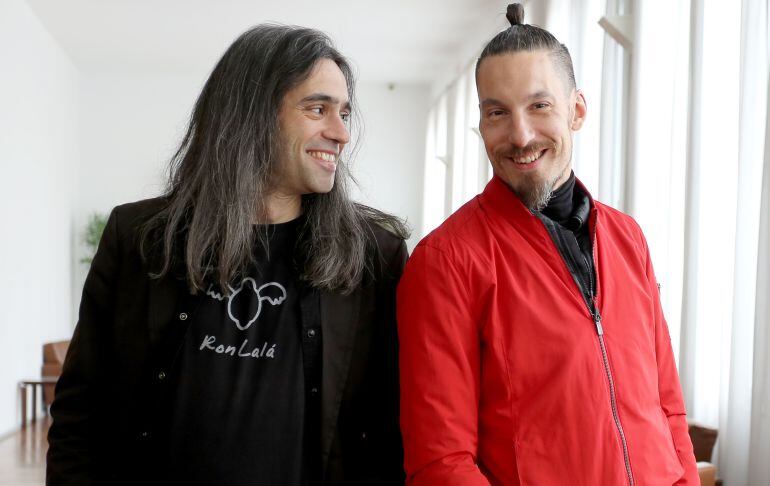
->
xmin=494 ymin=142 xmax=562 ymax=211
xmin=510 ymin=172 xmax=561 ymax=211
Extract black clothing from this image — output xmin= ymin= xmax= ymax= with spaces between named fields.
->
xmin=540 ymin=171 xmax=577 ymax=225
xmin=47 ymin=198 xmax=408 ymax=486
xmin=165 ymin=218 xmax=310 ymax=485
xmin=537 ymin=172 xmax=597 ymax=314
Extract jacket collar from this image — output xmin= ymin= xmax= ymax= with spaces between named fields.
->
xmin=479 ymin=174 xmax=598 ymax=228
xmin=478 ymin=175 xmax=603 ymax=304
xmin=479 ymin=175 xmax=545 ymax=236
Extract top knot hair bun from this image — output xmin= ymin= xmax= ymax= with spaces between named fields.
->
xmin=506 ymin=3 xmax=525 ymax=26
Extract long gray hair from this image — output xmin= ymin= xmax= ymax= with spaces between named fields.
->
xmin=141 ymin=24 xmax=408 ymax=294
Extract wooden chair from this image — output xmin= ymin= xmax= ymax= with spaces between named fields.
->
xmin=41 ymin=340 xmax=70 ymax=407
xmin=689 ymin=421 xmax=719 ymax=486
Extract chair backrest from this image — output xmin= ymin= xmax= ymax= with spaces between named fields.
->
xmin=43 ymin=340 xmax=70 ymax=367
xmin=41 ymin=340 xmax=71 ymax=406
xmin=688 ymin=422 xmax=718 ymax=462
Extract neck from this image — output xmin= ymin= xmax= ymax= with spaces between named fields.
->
xmin=260 ymin=192 xmax=302 ymax=224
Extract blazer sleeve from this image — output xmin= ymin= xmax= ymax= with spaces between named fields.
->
xmin=642 ymin=234 xmax=699 ymax=485
xmin=47 ymin=208 xmax=121 ymax=486
xmin=397 ymin=243 xmax=491 ymax=486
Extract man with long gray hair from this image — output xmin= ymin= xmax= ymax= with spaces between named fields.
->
xmin=47 ymin=25 xmax=408 ymax=485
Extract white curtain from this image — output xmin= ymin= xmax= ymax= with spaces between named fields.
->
xmin=750 ymin=75 xmax=770 ymax=483
xmin=631 ymin=1 xmax=770 ymax=484
xmin=721 ymin=1 xmax=769 ymax=483
xmin=627 ymin=0 xmax=691 ymax=356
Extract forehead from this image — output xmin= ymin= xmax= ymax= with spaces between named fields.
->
xmin=476 ymin=50 xmax=565 ymax=101
xmin=285 ymin=58 xmax=350 ymax=103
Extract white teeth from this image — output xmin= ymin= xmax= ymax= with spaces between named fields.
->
xmin=308 ymin=151 xmax=336 ymax=162
xmin=512 ymin=150 xmax=544 ymax=164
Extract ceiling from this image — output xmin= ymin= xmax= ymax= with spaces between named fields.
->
xmin=27 ymin=0 xmax=507 ymax=83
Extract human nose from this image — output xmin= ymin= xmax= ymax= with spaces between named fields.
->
xmin=324 ymin=113 xmax=350 ymax=145
xmin=507 ymin=112 xmax=535 ymax=148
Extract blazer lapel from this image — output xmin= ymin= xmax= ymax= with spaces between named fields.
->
xmin=319 ymin=288 xmax=362 ymax=479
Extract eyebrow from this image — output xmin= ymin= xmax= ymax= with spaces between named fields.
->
xmin=480 ymin=91 xmax=555 ymax=107
xmin=527 ymin=90 xmax=554 ymax=100
xmin=479 ymin=97 xmax=505 ymax=108
xmin=299 ymin=93 xmax=351 ymax=111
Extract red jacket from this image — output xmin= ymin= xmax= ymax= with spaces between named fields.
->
xmin=397 ymin=176 xmax=698 ymax=485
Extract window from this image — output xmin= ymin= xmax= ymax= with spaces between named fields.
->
xmin=421 ymin=64 xmax=490 ymax=236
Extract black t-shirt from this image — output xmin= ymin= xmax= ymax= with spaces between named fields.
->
xmin=164 ymin=218 xmax=314 ymax=485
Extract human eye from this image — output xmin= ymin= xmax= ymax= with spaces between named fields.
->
xmin=340 ymin=110 xmax=351 ymax=123
xmin=486 ymin=108 xmax=506 ymax=119
xmin=532 ymin=101 xmax=551 ymax=110
xmin=307 ymin=105 xmax=325 ymax=117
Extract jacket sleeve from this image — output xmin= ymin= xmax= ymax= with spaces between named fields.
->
xmin=397 ymin=243 xmax=491 ymax=486
xmin=47 ymin=208 xmax=121 ymax=486
xmin=642 ymin=235 xmax=699 ymax=485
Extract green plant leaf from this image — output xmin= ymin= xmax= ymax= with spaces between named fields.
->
xmin=81 ymin=212 xmax=108 ymax=266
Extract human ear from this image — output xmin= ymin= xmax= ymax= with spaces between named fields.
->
xmin=570 ymin=90 xmax=587 ymax=131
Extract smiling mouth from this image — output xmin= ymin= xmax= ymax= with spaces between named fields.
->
xmin=307 ymin=150 xmax=338 ymax=172
xmin=307 ymin=150 xmax=337 ymax=163
xmin=509 ymin=149 xmax=547 ymax=165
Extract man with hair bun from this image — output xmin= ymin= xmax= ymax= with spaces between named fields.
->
xmin=48 ymin=24 xmax=408 ymax=486
xmin=398 ymin=4 xmax=698 ymax=485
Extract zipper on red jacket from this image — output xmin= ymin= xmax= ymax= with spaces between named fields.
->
xmin=535 ymin=207 xmax=635 ymax=485
xmin=588 ymin=219 xmax=635 ymax=486
xmin=592 ymin=308 xmax=634 ymax=486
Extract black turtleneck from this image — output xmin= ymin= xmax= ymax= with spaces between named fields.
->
xmin=541 ymin=171 xmax=576 ymax=224
xmin=541 ymin=171 xmax=591 ymax=233
xmin=536 ymin=171 xmax=598 ymax=314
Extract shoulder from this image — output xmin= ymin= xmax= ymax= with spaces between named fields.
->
xmin=356 ymin=204 xmax=407 ymax=254
xmin=594 ymin=200 xmax=649 ymax=254
xmin=368 ymin=221 xmax=406 ymax=260
xmin=400 ymin=198 xmax=498 ymax=299
xmin=110 ymin=197 xmax=168 ymax=230
xmin=355 ymin=205 xmax=409 ymax=280
xmin=413 ymin=197 xmax=490 ymax=262
xmin=103 ymin=197 xmax=168 ymax=258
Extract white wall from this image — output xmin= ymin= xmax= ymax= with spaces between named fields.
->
xmin=428 ymin=0 xmax=508 ymax=101
xmin=74 ymin=73 xmax=206 ymax=302
xmin=353 ymin=83 xmax=430 ymax=250
xmin=76 ymin=72 xmax=204 ymax=214
xmin=0 ymin=0 xmax=79 ymax=437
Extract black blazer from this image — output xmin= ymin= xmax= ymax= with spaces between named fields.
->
xmin=47 ymin=198 xmax=408 ymax=486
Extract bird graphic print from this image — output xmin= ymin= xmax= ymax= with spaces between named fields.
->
xmin=205 ymin=278 xmax=287 ymax=331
